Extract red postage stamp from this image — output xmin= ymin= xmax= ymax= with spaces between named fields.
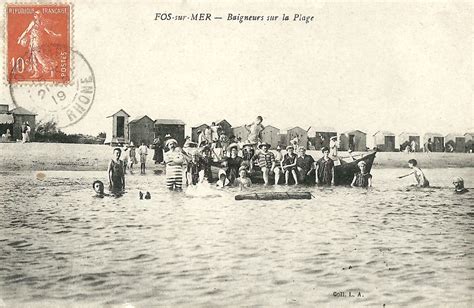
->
xmin=6 ymin=4 xmax=71 ymax=84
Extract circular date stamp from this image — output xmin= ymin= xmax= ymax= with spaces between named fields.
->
xmin=9 ymin=49 xmax=96 ymax=129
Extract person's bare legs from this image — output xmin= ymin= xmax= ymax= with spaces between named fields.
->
xmin=292 ymin=170 xmax=299 ymax=185
xmin=274 ymin=167 xmax=281 ymax=185
xmin=262 ymin=167 xmax=269 ymax=185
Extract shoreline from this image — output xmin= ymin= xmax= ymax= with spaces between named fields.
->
xmin=0 ymin=142 xmax=473 ymax=172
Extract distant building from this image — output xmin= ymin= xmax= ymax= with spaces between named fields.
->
xmin=445 ymin=133 xmax=465 ymax=153
xmin=373 ymin=131 xmax=396 ymax=152
xmin=155 ymin=119 xmax=185 ymax=146
xmin=398 ymin=132 xmax=420 ymax=152
xmin=307 ymin=126 xmax=337 ymax=150
xmin=261 ymin=125 xmax=280 ymax=148
xmin=0 ymin=104 xmax=37 ymax=142
xmin=105 ymin=109 xmax=130 ymax=145
xmin=464 ymin=132 xmax=473 ymax=152
xmin=232 ymin=125 xmax=249 ymax=142
xmin=278 ymin=130 xmax=288 ymax=146
xmin=287 ymin=126 xmax=308 ymax=148
xmin=191 ymin=123 xmax=208 ymax=143
xmin=214 ymin=119 xmax=233 ymax=138
xmin=129 ymin=115 xmax=155 ymax=146
xmin=423 ymin=133 xmax=444 ymax=152
xmin=339 ymin=130 xmax=367 ymax=151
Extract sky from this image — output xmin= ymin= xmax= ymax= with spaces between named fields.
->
xmin=1 ymin=0 xmax=472 ymax=142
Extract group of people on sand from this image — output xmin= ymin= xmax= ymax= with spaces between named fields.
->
xmin=93 ymin=115 xmax=469 ymax=197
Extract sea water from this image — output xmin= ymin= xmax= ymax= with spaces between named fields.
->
xmin=0 ymin=168 xmax=473 ymax=307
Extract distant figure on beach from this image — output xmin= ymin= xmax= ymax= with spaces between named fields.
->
xmin=453 ymin=177 xmax=468 ymax=194
xmin=128 ymin=142 xmax=138 ymax=174
xmin=1 ymin=128 xmax=11 ymax=141
xmin=164 ymin=139 xmax=185 ymax=191
xmin=234 ymin=167 xmax=252 ymax=189
xmin=92 ymin=180 xmax=109 ymax=198
xmin=119 ymin=143 xmax=129 ymax=174
xmin=245 ymin=116 xmax=264 ymax=144
xmin=424 ymin=138 xmax=433 ymax=153
xmin=138 ymin=141 xmax=148 ymax=174
xmin=296 ymin=147 xmax=315 ymax=184
xmin=152 ymin=137 xmax=164 ymax=164
xmin=204 ymin=125 xmax=212 ymax=145
xmin=315 ymin=147 xmax=335 ymax=186
xmin=398 ymin=159 xmax=429 ymax=187
xmin=21 ymin=122 xmax=29 ymax=143
xmin=351 ymin=161 xmax=372 ymax=188
xmin=410 ymin=140 xmax=417 ymax=152
xmin=329 ymin=136 xmax=338 ymax=158
xmin=107 ymin=148 xmax=125 ymax=195
xmin=282 ymin=145 xmax=298 ymax=185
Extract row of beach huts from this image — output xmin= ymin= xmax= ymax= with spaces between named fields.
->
xmin=105 ymin=109 xmax=473 ymax=153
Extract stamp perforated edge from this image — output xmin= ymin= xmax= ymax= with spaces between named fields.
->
xmin=2 ymin=0 xmax=74 ymax=87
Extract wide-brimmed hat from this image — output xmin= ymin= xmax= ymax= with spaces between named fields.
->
xmin=238 ymin=166 xmax=248 ymax=173
xmin=286 ymin=145 xmax=294 ymax=150
xmin=330 ymin=136 xmax=338 ymax=140
xmin=242 ymin=143 xmax=255 ymax=148
xmin=185 ymin=141 xmax=198 ymax=148
xmin=227 ymin=143 xmax=239 ymax=151
xmin=165 ymin=139 xmax=178 ymax=148
xmin=258 ymin=143 xmax=271 ymax=149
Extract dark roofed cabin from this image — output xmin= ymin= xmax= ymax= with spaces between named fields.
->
xmin=129 ymin=115 xmax=155 ymax=146
xmin=155 ymin=119 xmax=185 ymax=146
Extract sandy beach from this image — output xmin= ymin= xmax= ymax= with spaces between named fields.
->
xmin=0 ymin=142 xmax=473 ymax=172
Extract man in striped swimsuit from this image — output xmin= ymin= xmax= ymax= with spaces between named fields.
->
xmin=164 ymin=139 xmax=186 ymax=191
xmin=253 ymin=143 xmax=276 ymax=185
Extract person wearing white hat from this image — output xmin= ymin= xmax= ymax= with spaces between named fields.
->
xmin=164 ymin=139 xmax=186 ymax=191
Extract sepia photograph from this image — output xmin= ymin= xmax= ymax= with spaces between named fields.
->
xmin=0 ymin=0 xmax=472 ymax=307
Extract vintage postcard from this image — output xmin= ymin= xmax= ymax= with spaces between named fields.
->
xmin=0 ymin=1 xmax=472 ymax=307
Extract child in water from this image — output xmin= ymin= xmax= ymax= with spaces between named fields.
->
xmin=234 ymin=167 xmax=252 ymax=190
xmin=351 ymin=161 xmax=372 ymax=188
xmin=93 ymin=180 xmax=109 ymax=198
xmin=453 ymin=177 xmax=468 ymax=194
xmin=216 ymin=170 xmax=231 ymax=188
xmin=398 ymin=159 xmax=429 ymax=187
xmin=107 ymin=148 xmax=125 ymax=194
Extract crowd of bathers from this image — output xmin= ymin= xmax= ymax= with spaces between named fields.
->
xmin=94 ymin=115 xmax=468 ymax=197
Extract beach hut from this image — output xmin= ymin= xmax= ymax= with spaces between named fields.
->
xmin=464 ymin=132 xmax=473 ymax=153
xmin=154 ymin=119 xmax=185 ymax=146
xmin=287 ymin=126 xmax=308 ymax=148
xmin=339 ymin=130 xmax=367 ymax=151
xmin=105 ymin=109 xmax=130 ymax=145
xmin=129 ymin=115 xmax=155 ymax=146
xmin=214 ymin=119 xmax=233 ymax=138
xmin=423 ymin=133 xmax=444 ymax=152
xmin=445 ymin=133 xmax=465 ymax=153
xmin=10 ymin=106 xmax=37 ymax=142
xmin=191 ymin=123 xmax=208 ymax=143
xmin=373 ymin=131 xmax=396 ymax=152
xmin=398 ymin=132 xmax=421 ymax=152
xmin=232 ymin=125 xmax=249 ymax=142
xmin=278 ymin=130 xmax=288 ymax=147
xmin=307 ymin=126 xmax=337 ymax=150
xmin=261 ymin=125 xmax=280 ymax=148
